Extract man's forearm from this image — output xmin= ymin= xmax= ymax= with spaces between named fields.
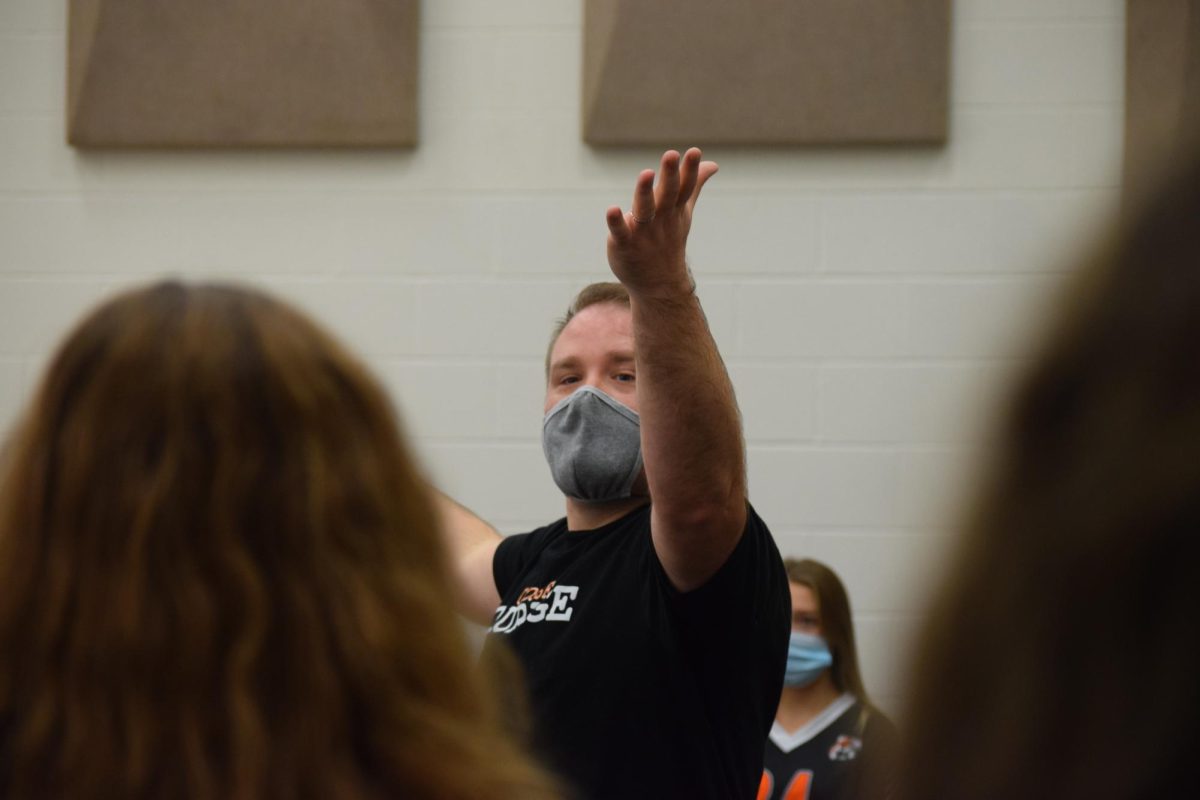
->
xmin=429 ymin=487 xmax=504 ymax=625
xmin=431 ymin=488 xmax=502 ymax=556
xmin=603 ymin=148 xmax=746 ymax=589
xmin=631 ymin=288 xmax=745 ymax=522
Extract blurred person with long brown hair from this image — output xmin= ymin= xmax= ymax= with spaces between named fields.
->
xmin=758 ymin=558 xmax=896 ymax=800
xmin=897 ymin=154 xmax=1200 ymax=799
xmin=0 ymin=282 xmax=558 ymax=799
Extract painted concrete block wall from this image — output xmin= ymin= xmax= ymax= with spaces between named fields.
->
xmin=0 ymin=0 xmax=1125 ymax=714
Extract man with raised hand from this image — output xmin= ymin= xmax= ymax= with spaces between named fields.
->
xmin=438 ymin=148 xmax=789 ymax=800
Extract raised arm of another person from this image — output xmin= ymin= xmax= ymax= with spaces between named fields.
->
xmin=431 ymin=488 xmax=503 ymax=625
xmin=604 ymin=148 xmax=746 ymax=592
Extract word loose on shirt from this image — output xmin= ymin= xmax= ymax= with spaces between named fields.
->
xmin=490 ymin=580 xmax=580 ymax=634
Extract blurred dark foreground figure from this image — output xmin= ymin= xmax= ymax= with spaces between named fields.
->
xmin=898 ymin=155 xmax=1200 ymax=799
xmin=0 ymin=282 xmax=557 ymax=799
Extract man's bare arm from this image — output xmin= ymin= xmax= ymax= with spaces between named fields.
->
xmin=430 ymin=489 xmax=503 ymax=625
xmin=605 ymin=149 xmax=746 ymax=592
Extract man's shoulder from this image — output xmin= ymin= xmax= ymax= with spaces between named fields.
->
xmin=677 ymin=502 xmax=783 ymax=588
xmin=497 ymin=517 xmax=570 ymax=556
xmin=492 ymin=518 xmax=568 ymax=593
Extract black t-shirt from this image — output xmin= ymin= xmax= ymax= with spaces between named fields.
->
xmin=487 ymin=502 xmax=790 ymax=800
xmin=760 ymin=696 xmax=897 ymax=800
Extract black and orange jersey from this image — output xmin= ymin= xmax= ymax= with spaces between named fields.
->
xmin=759 ymin=696 xmax=897 ymax=800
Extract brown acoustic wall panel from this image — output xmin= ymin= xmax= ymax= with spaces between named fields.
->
xmin=68 ymin=0 xmax=419 ymax=147
xmin=1124 ymin=0 xmax=1200 ymax=200
xmin=582 ymin=0 xmax=951 ymax=146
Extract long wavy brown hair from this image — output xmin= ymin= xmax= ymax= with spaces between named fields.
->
xmin=0 ymin=282 xmax=557 ymax=799
xmin=898 ymin=154 xmax=1200 ymax=798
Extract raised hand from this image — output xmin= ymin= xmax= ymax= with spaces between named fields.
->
xmin=605 ymin=147 xmax=718 ymax=300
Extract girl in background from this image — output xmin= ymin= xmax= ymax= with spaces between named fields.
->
xmin=760 ymin=558 xmax=896 ymax=800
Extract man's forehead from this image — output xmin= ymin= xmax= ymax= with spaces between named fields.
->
xmin=549 ymin=349 xmax=636 ymax=369
xmin=561 ymin=301 xmax=631 ymax=331
xmin=552 ymin=303 xmax=631 ymax=345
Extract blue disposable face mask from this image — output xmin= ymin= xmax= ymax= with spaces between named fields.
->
xmin=784 ymin=631 xmax=833 ymax=687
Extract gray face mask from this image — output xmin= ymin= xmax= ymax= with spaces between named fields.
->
xmin=542 ymin=385 xmax=644 ymax=503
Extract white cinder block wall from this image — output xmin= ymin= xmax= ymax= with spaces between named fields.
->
xmin=0 ymin=0 xmax=1125 ymax=714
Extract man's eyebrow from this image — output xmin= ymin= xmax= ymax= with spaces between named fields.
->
xmin=549 ymin=356 xmax=581 ymax=372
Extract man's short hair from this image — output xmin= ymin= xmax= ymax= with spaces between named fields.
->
xmin=544 ymin=282 xmax=631 ymax=378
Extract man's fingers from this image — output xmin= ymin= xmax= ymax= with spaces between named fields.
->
xmin=631 ymin=169 xmax=656 ymax=224
xmin=615 ymin=149 xmax=713 ymax=246
xmin=606 ymin=205 xmax=631 ymax=244
xmin=656 ymin=150 xmax=681 ymax=211
xmin=676 ymin=148 xmax=702 ymax=207
xmin=686 ymin=161 xmax=719 ymax=213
